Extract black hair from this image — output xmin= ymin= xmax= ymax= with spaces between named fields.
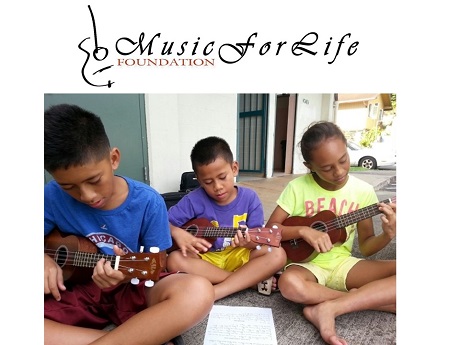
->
xmin=299 ymin=121 xmax=347 ymax=164
xmin=44 ymin=104 xmax=111 ymax=172
xmin=190 ymin=136 xmax=233 ymax=171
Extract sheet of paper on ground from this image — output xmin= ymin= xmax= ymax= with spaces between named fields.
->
xmin=203 ymin=305 xmax=277 ymax=345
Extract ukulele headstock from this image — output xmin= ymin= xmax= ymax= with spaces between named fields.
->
xmin=118 ymin=251 xmax=167 ymax=282
xmin=248 ymin=226 xmax=282 ymax=248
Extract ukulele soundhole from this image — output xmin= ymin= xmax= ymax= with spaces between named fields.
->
xmin=311 ymin=221 xmax=328 ymax=232
xmin=185 ymin=224 xmax=199 ymax=236
xmin=54 ymin=245 xmax=69 ymax=268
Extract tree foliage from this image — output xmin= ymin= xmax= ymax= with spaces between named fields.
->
xmin=389 ymin=93 xmax=397 ymax=115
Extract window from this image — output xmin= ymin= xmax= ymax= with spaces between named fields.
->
xmin=368 ymin=102 xmax=379 ymax=119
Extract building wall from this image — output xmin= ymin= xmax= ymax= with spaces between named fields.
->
xmin=336 ymin=106 xmax=368 ymax=131
xmin=265 ymin=94 xmax=277 ymax=178
xmin=292 ymin=94 xmax=333 ymax=174
xmin=145 ymin=94 xmax=237 ymax=193
xmin=143 ymin=93 xmax=330 ymax=192
xmin=336 ymin=94 xmax=388 ymax=132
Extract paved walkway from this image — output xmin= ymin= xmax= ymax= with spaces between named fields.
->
xmin=237 ymin=170 xmax=396 ymax=223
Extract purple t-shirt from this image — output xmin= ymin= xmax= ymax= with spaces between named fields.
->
xmin=168 ymin=186 xmax=264 ymax=251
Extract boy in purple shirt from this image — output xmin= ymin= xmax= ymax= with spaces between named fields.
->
xmin=167 ymin=136 xmax=287 ymax=300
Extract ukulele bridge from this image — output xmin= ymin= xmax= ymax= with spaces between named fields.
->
xmin=289 ymin=239 xmax=300 ymax=248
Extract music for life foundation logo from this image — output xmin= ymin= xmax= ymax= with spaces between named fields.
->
xmin=78 ymin=5 xmax=361 ymax=88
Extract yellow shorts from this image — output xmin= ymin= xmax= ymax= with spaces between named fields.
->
xmin=199 ymin=246 xmax=251 ymax=272
xmin=285 ymin=254 xmax=362 ymax=291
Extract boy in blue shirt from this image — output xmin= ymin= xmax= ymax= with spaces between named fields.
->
xmin=44 ymin=104 xmax=214 ymax=345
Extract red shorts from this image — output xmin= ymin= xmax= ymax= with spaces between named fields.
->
xmin=44 ymin=272 xmax=175 ymax=329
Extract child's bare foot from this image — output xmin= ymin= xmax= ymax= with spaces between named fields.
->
xmin=303 ymin=303 xmax=347 ymax=345
xmin=271 ymin=273 xmax=280 ymax=290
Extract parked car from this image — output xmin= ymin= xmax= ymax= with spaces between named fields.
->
xmin=347 ymin=141 xmax=396 ymax=169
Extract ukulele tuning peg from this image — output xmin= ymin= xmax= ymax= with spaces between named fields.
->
xmin=256 ymin=245 xmax=261 ymax=250
xmin=145 ymin=280 xmax=154 ymax=288
xmin=149 ymin=246 xmax=160 ymax=253
xmin=139 ymin=246 xmax=144 ymax=253
xmin=131 ymin=277 xmax=140 ymax=285
xmin=267 ymin=247 xmax=272 ymax=253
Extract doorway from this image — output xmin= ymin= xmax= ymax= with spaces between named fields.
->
xmin=273 ymin=94 xmax=296 ymax=174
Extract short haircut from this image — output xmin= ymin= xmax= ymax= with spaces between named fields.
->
xmin=190 ymin=136 xmax=233 ymax=171
xmin=299 ymin=121 xmax=346 ymax=163
xmin=44 ymin=104 xmax=111 ymax=172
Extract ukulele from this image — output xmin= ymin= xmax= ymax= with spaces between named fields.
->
xmin=45 ymin=228 xmax=167 ymax=286
xmin=168 ymin=218 xmax=282 ymax=253
xmin=281 ymin=196 xmax=396 ymax=262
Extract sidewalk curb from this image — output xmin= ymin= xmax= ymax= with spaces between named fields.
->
xmin=374 ymin=175 xmax=396 ymax=191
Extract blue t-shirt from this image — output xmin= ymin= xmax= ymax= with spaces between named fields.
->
xmin=44 ymin=176 xmax=172 ymax=254
xmin=168 ymin=186 xmax=264 ymax=252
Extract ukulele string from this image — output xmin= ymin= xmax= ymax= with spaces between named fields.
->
xmin=117 ymin=265 xmax=149 ymax=274
xmin=287 ymin=198 xmax=395 ymax=245
xmin=44 ymin=248 xmax=115 ymax=265
xmin=180 ymin=226 xmax=276 ymax=244
xmin=309 ymin=201 xmax=389 ymax=231
xmin=44 ymin=249 xmax=155 ymax=262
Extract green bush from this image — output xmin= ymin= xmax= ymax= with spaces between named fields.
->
xmin=360 ymin=127 xmax=383 ymax=148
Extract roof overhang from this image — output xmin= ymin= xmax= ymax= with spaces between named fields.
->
xmin=335 ymin=93 xmax=393 ymax=111
xmin=380 ymin=94 xmax=392 ymax=110
xmin=336 ymin=94 xmax=379 ymax=103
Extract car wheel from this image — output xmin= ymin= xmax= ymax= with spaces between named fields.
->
xmin=359 ymin=156 xmax=377 ymax=169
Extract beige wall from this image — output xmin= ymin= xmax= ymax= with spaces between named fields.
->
xmin=293 ymin=94 xmax=334 ymax=174
xmin=145 ymin=94 xmax=237 ymax=193
xmin=337 ymin=94 xmax=387 ymax=132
